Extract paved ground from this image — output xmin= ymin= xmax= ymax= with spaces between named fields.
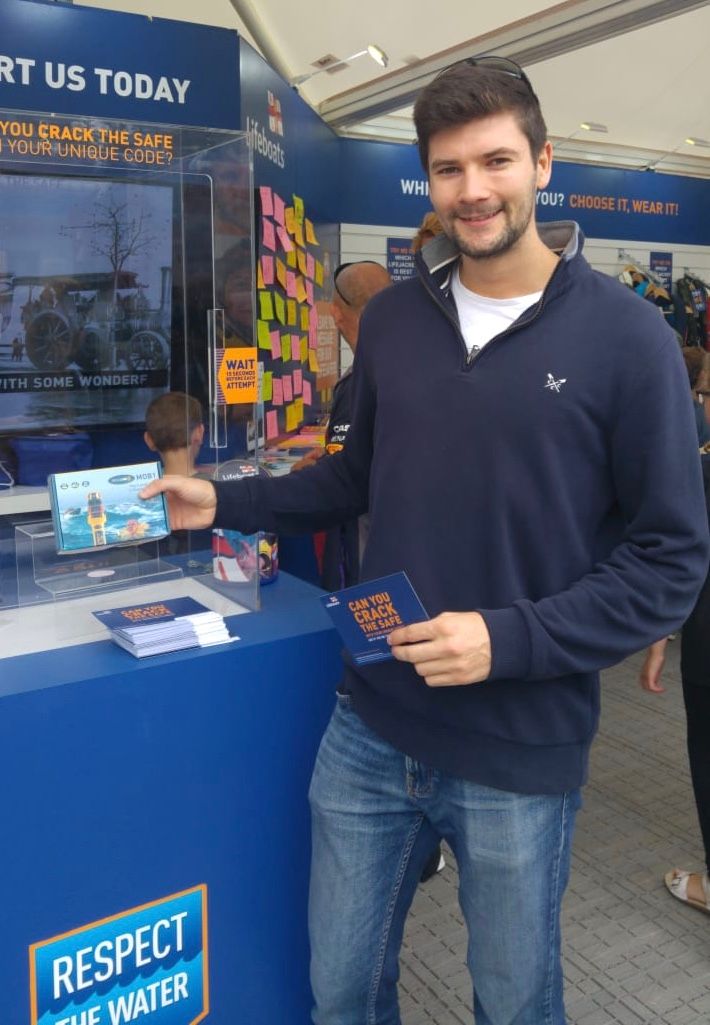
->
xmin=399 ymin=642 xmax=710 ymax=1024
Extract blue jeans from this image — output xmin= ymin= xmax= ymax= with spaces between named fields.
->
xmin=308 ymin=694 xmax=580 ymax=1025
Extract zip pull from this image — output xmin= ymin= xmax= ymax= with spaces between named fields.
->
xmin=466 ymin=344 xmax=481 ymax=366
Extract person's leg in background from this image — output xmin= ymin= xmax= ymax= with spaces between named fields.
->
xmin=308 ymin=694 xmax=440 ymax=1025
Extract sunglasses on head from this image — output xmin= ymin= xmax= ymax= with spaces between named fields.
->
xmin=435 ymin=55 xmax=534 ymax=92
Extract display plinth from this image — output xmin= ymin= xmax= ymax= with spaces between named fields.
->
xmin=15 ymin=519 xmax=181 ymax=604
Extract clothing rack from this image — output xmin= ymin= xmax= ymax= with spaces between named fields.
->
xmin=616 ymin=249 xmax=664 ymax=287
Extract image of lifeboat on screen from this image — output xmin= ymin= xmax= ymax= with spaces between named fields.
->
xmin=12 ymin=267 xmax=171 ymax=373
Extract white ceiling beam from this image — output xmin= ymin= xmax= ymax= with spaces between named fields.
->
xmin=318 ymin=0 xmax=709 ymax=128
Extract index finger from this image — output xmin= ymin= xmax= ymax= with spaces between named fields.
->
xmin=387 ymin=619 xmax=435 ymax=646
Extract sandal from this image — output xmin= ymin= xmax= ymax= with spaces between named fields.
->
xmin=664 ymin=869 xmax=710 ymax=914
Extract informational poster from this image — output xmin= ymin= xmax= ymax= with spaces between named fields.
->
xmin=649 ymin=251 xmax=673 ymax=293
xmin=386 ymin=237 xmax=416 ymax=282
xmin=313 ymin=300 xmax=339 ymax=391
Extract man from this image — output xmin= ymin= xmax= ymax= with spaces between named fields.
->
xmin=142 ymin=57 xmax=709 ymax=1025
xmin=296 ymin=261 xmax=391 ymax=589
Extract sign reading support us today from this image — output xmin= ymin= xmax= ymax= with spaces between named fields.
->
xmin=29 ymin=885 xmax=208 ymax=1025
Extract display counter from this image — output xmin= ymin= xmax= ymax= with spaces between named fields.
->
xmin=0 ymin=572 xmax=342 ymax=1025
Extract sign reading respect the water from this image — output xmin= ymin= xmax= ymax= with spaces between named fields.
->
xmin=29 ymin=886 xmax=208 ymax=1025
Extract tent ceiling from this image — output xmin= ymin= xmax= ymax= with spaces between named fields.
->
xmin=76 ymin=0 xmax=710 ymax=177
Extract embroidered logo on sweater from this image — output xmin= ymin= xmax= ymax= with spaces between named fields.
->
xmin=545 ymin=373 xmax=567 ymax=393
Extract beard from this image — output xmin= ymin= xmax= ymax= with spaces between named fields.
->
xmin=446 ymin=187 xmax=536 ymax=261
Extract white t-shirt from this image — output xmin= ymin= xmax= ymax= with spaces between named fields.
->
xmin=450 ymin=265 xmax=542 ymax=356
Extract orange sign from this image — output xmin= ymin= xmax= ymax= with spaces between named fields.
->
xmin=217 ymin=347 xmax=258 ymax=404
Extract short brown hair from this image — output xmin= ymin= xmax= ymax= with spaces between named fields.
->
xmin=145 ymin=392 xmax=203 ymax=453
xmin=682 ymin=346 xmax=707 ymax=390
xmin=414 ymin=61 xmax=548 ymax=170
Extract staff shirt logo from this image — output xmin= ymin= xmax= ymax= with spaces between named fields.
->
xmin=545 ymin=373 xmax=567 ymax=393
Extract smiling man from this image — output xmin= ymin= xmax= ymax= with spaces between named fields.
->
xmin=142 ymin=58 xmax=709 ymax=1025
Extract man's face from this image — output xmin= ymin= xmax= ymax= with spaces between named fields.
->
xmin=427 ymin=112 xmax=552 ymax=261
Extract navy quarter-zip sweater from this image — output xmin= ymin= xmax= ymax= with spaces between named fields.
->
xmin=214 ymin=222 xmax=710 ymax=794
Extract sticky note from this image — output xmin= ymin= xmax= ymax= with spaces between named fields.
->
xmin=257 ymin=319 xmax=271 ymax=349
xmin=285 ymin=206 xmax=296 ymax=235
xmin=259 ymin=291 xmax=274 ymax=320
xmin=277 ymin=226 xmax=294 ymax=252
xmin=286 ymin=248 xmax=297 ymax=268
xmin=294 ymin=221 xmax=305 ymax=248
xmin=314 ymin=260 xmax=324 ymax=287
xmin=282 ymin=375 xmax=294 ymax=402
xmin=305 ymin=219 xmax=318 ymax=245
xmin=297 ymin=248 xmax=308 ymax=275
xmin=293 ymin=195 xmax=305 ymax=224
xmin=272 ymin=378 xmax=284 ymax=406
xmin=270 ymin=330 xmax=281 ymax=360
xmin=286 ymin=271 xmax=297 ymax=298
xmin=273 ymin=193 xmax=285 ymax=226
xmin=294 ymin=398 xmax=304 ymax=423
xmin=306 ymin=253 xmax=315 ymax=280
xmin=260 ymin=255 xmax=274 ymax=285
xmin=262 ymin=371 xmax=273 ymax=401
xmin=305 ymin=280 xmax=314 ymax=305
xmin=275 ymin=258 xmax=287 ymax=289
xmin=300 ymin=305 xmax=310 ymax=331
xmin=281 ymin=334 xmax=291 ymax=362
xmin=300 ymin=336 xmax=308 ymax=363
xmin=293 ymin=368 xmax=303 ymax=395
xmin=259 ymin=186 xmax=273 ymax=216
xmin=257 ymin=262 xmax=264 ymax=290
xmin=262 ymin=218 xmax=276 ymax=251
xmin=287 ymin=299 xmax=297 ymax=326
xmin=285 ymin=402 xmax=298 ymax=432
xmin=309 ymin=350 xmax=320 ymax=373
xmin=303 ymin=378 xmax=313 ymax=405
xmin=266 ymin=408 xmax=279 ymax=439
xmin=274 ymin=292 xmax=286 ymax=325
xmin=296 ymin=276 xmax=307 ymax=304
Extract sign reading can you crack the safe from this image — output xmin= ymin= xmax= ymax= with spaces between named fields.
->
xmin=29 ymin=886 xmax=208 ymax=1025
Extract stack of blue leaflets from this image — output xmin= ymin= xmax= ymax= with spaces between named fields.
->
xmin=93 ymin=596 xmax=236 ymax=658
xmin=320 ymin=571 xmax=429 ymax=665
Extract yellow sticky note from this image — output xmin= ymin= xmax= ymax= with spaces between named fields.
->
xmin=286 ymin=248 xmax=297 ymax=269
xmin=297 ymin=248 xmax=307 ymax=276
xmin=285 ymin=206 xmax=296 ymax=235
xmin=300 ymin=305 xmax=310 ymax=331
xmin=309 ymin=349 xmax=320 ymax=373
xmin=305 ymin=219 xmax=319 ymax=245
xmin=294 ymin=397 xmax=304 ymax=423
xmin=257 ymin=263 xmax=265 ymax=290
xmin=257 ymin=319 xmax=271 ymax=349
xmin=300 ymin=336 xmax=308 ymax=363
xmin=259 ymin=291 xmax=274 ymax=320
xmin=285 ymin=402 xmax=298 ymax=432
xmin=274 ymin=292 xmax=286 ymax=325
xmin=296 ymin=276 xmax=307 ymax=304
xmin=314 ymin=260 xmax=324 ymax=287
xmin=262 ymin=371 xmax=273 ymax=402
xmin=282 ymin=334 xmax=292 ymax=362
xmin=293 ymin=195 xmax=305 ymax=224
xmin=294 ymin=221 xmax=305 ymax=248
xmin=287 ymin=299 xmax=297 ymax=326
xmin=275 ymin=258 xmax=287 ymax=289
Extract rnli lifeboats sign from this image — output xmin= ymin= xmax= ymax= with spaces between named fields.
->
xmin=29 ymin=886 xmax=208 ymax=1025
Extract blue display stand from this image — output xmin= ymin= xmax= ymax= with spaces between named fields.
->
xmin=0 ymin=574 xmax=341 ymax=1025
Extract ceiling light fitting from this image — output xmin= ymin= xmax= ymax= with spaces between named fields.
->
xmin=579 ymin=122 xmax=608 ymax=133
xmin=291 ymin=45 xmax=388 ymax=87
xmin=685 ymin=137 xmax=710 ymax=148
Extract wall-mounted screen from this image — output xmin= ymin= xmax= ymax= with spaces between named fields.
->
xmin=0 ymin=172 xmax=174 ymax=432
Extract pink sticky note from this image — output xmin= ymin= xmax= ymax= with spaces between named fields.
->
xmin=306 ymin=253 xmax=315 ymax=279
xmin=305 ymin=280 xmax=314 ymax=305
xmin=272 ymin=378 xmax=284 ymax=406
xmin=303 ymin=379 xmax=312 ymax=405
xmin=259 ymin=186 xmax=274 ymax=216
xmin=266 ymin=409 xmax=279 ymax=440
xmin=291 ymin=333 xmax=300 ymax=354
xmin=270 ymin=330 xmax=282 ymax=359
xmin=282 ymin=375 xmax=293 ymax=402
xmin=260 ymin=255 xmax=274 ymax=285
xmin=293 ymin=368 xmax=303 ymax=395
xmin=286 ymin=271 xmax=297 ymax=298
xmin=277 ymin=225 xmax=294 ymax=252
xmin=273 ymin=193 xmax=285 ymax=226
xmin=309 ymin=318 xmax=318 ymax=348
xmin=262 ymin=218 xmax=276 ymax=252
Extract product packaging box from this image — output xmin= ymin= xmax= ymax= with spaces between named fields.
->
xmin=48 ymin=461 xmax=169 ymax=554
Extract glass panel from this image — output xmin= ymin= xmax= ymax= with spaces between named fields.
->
xmin=0 ymin=109 xmax=260 ymax=623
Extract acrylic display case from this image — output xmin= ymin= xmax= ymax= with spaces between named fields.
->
xmin=0 ymin=107 xmax=262 ymax=630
